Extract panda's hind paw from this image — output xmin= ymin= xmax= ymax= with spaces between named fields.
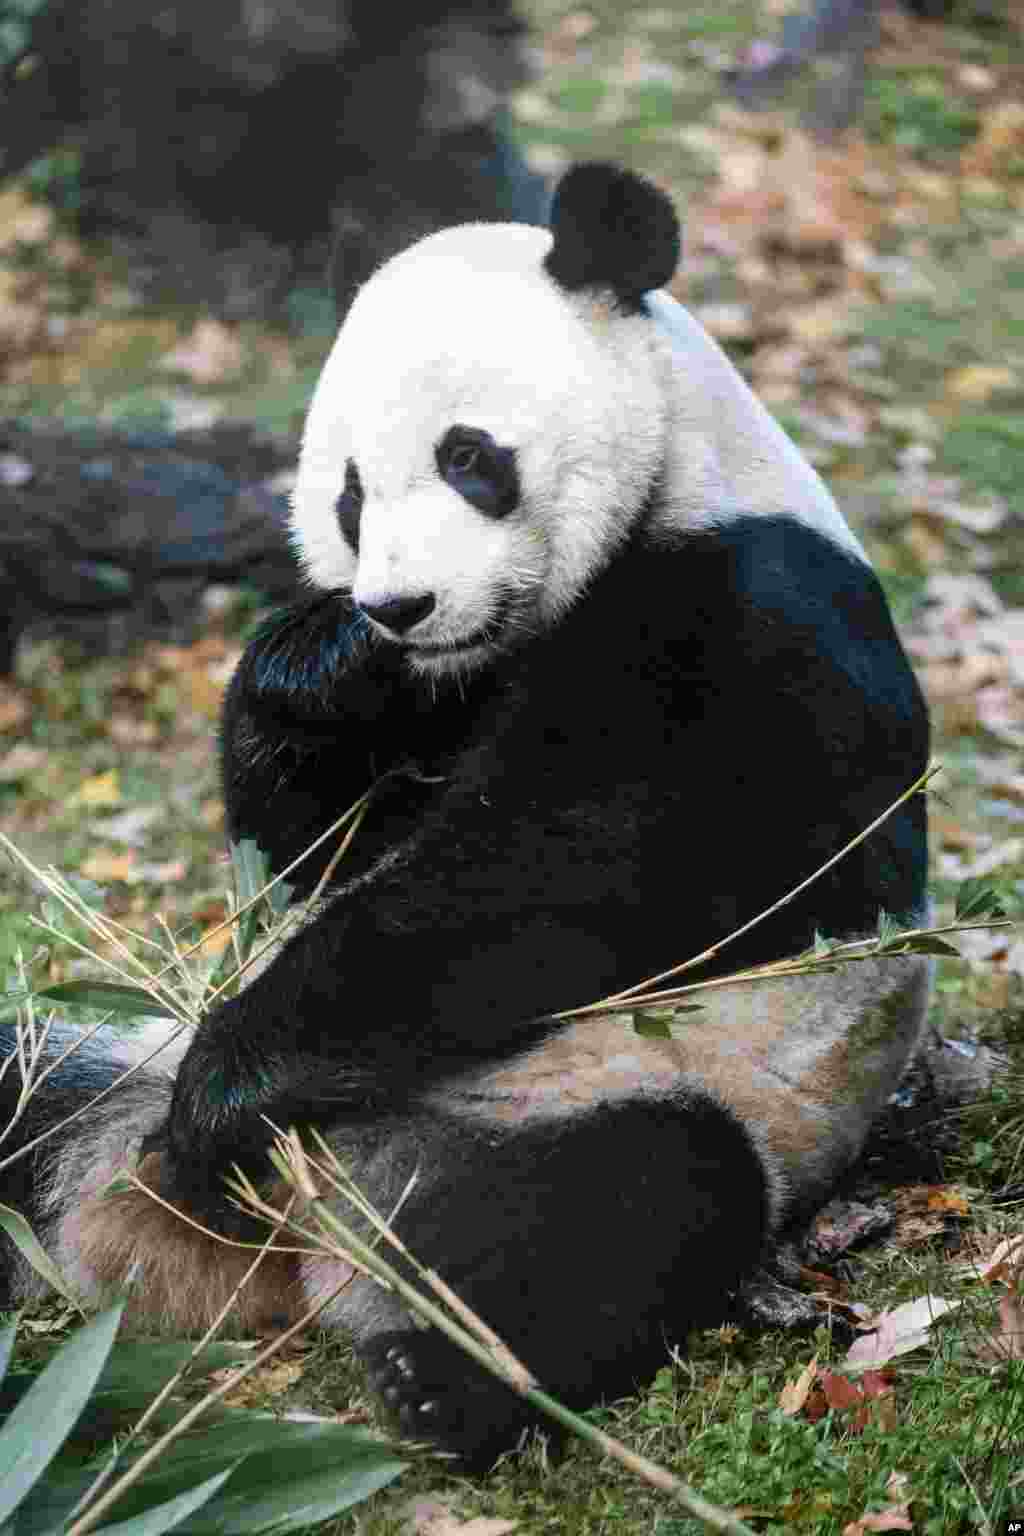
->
xmin=361 ymin=1329 xmax=543 ymax=1471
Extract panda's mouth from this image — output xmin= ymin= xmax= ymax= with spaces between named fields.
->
xmin=404 ymin=593 xmax=515 ymax=657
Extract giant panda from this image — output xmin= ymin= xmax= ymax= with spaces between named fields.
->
xmin=0 ymin=164 xmax=930 ymax=1470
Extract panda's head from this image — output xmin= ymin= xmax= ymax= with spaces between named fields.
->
xmin=290 ymin=164 xmax=681 ymax=677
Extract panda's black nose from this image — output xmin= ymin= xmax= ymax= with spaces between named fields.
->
xmin=359 ymin=593 xmax=436 ymax=636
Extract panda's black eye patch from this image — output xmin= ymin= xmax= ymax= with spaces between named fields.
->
xmin=336 ymin=458 xmax=363 ymax=553
xmin=436 ymin=426 xmax=518 ymax=519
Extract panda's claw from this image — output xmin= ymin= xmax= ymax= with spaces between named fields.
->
xmin=362 ymin=1328 xmax=543 ymax=1470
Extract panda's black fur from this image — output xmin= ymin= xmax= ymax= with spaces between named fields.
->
xmin=0 ymin=165 xmax=929 ymax=1470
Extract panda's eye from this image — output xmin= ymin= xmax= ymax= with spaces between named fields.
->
xmin=436 ymin=426 xmax=519 ymax=519
xmin=336 ymin=458 xmax=363 ymax=553
xmin=448 ymin=443 xmax=480 ymax=476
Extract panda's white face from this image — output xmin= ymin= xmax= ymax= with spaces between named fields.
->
xmin=291 ymin=223 xmax=668 ymax=677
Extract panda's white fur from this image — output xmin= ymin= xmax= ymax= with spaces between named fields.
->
xmin=1 ymin=165 xmax=930 ymax=1470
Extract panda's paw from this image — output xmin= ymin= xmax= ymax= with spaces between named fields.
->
xmin=361 ymin=1329 xmax=545 ymax=1471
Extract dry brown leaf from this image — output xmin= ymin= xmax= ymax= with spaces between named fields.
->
xmin=973 ymin=1234 xmax=1024 ymax=1285
xmin=779 ymin=1353 xmax=818 ymax=1415
xmin=0 ymin=683 xmax=29 ymax=733
xmin=786 ymin=297 xmax=859 ymax=347
xmin=400 ymin=1498 xmax=518 ymax=1536
xmin=198 ymin=926 xmax=232 ymax=958
xmin=70 ymin=770 xmax=122 ymax=808
xmin=214 ymin=1357 xmax=304 ymax=1406
xmin=992 ymin=1291 xmax=1024 ymax=1360
xmin=962 ymin=100 xmax=1024 ymax=176
xmin=158 ymin=317 xmax=246 ymax=385
xmin=107 ymin=715 xmax=160 ymax=747
xmin=925 ymin=1189 xmax=970 ymax=1217
xmin=820 ymin=1370 xmax=864 ymax=1413
xmin=970 ymin=757 xmax=1024 ymax=800
xmin=0 ymin=743 xmax=46 ymax=781
xmin=931 ymin=814 xmax=978 ymax=853
xmin=0 ymin=185 xmax=55 ymax=251
xmin=944 ymin=364 xmax=1018 ymax=404
xmin=184 ymin=666 xmax=226 ymax=718
xmin=129 ymin=858 xmax=188 ymax=885
xmin=798 ymin=1265 xmax=844 ymax=1295
xmin=79 ymin=850 xmax=136 ymax=883
xmin=903 ymin=516 xmax=949 ymax=569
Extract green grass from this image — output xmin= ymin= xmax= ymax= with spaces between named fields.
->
xmin=866 ymin=75 xmax=980 ymax=159
xmin=942 ymin=413 xmax=1024 ymax=514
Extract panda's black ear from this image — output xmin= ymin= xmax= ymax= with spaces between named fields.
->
xmin=544 ymin=163 xmax=680 ymax=309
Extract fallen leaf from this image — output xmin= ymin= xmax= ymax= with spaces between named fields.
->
xmin=787 ymin=296 xmax=858 ymax=346
xmin=931 ymin=815 xmax=978 ymax=853
xmin=95 ymin=806 xmax=165 ymax=846
xmin=0 ymin=743 xmax=46 ymax=781
xmin=955 ymin=838 xmax=1024 ymax=880
xmin=904 ymin=516 xmax=949 ymax=569
xmin=779 ymin=1354 xmax=818 ymax=1415
xmin=975 ymin=686 xmax=1024 ymax=747
xmin=820 ymin=1370 xmax=864 ymax=1413
xmin=944 ymin=365 xmax=1018 ymax=404
xmin=925 ymin=1188 xmax=970 ymax=1217
xmin=842 ymin=1500 xmax=911 ymax=1530
xmin=957 ymin=64 xmax=995 ymax=91
xmin=992 ymin=1291 xmax=1024 ymax=1360
xmin=843 ymin=1471 xmax=914 ymax=1534
xmin=70 ymin=770 xmax=122 ymax=808
xmin=798 ymin=1265 xmax=844 ymax=1295
xmin=928 ymin=498 xmax=1007 ymax=535
xmin=962 ymin=100 xmax=1024 ymax=175
xmin=79 ymin=850 xmax=136 ymax=883
xmin=846 ymin=1295 xmax=960 ymax=1370
xmin=400 ymin=1499 xmax=518 ymax=1536
xmin=0 ymin=683 xmax=29 ymax=732
xmin=966 ymin=1233 xmax=1024 ymax=1285
xmin=128 ymin=859 xmax=188 ymax=885
xmin=158 ymin=317 xmax=246 ymax=385
xmin=214 ymin=1358 xmax=304 ymax=1406
xmin=695 ymin=302 xmax=756 ymax=341
xmin=198 ymin=926 xmax=232 ymax=959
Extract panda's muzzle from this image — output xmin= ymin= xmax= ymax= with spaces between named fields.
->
xmin=404 ymin=590 xmax=516 ymax=657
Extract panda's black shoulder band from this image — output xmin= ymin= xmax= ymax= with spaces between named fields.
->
xmin=544 ymin=163 xmax=681 ymax=310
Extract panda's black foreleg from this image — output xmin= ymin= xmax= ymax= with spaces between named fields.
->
xmin=220 ymin=592 xmax=486 ymax=896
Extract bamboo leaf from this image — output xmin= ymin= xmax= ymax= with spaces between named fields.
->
xmin=230 ymin=840 xmax=270 ymax=911
xmin=101 ymin=1419 xmax=405 ymax=1536
xmin=0 ymin=1303 xmax=123 ymax=1526
xmin=633 ymin=1005 xmax=704 ymax=1039
xmin=33 ymin=982 xmax=176 ymax=1020
xmin=955 ymin=879 xmax=1004 ymax=921
xmin=0 ymin=1204 xmax=82 ymax=1306
xmin=85 ymin=1467 xmax=240 ymax=1536
xmin=0 ymin=1315 xmax=18 ymax=1385
xmin=895 ymin=935 xmax=961 ymax=957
